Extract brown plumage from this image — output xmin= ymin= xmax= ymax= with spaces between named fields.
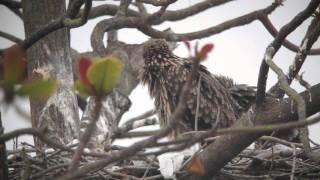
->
xmin=140 ymin=39 xmax=256 ymax=134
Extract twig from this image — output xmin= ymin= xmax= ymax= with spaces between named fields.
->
xmin=120 ymin=114 xmax=320 ymax=138
xmin=260 ymin=136 xmax=302 ymax=148
xmin=0 ymin=127 xmax=110 ymax=158
xmin=194 ymin=76 xmax=201 ymax=131
xmin=136 ymin=0 xmax=177 ymax=6
xmin=0 ymin=30 xmax=23 ymax=43
xmin=256 ymin=0 xmax=320 ymax=105
xmin=290 ymin=144 xmax=297 ymax=180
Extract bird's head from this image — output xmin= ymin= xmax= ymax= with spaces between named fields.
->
xmin=142 ymin=39 xmax=172 ymax=65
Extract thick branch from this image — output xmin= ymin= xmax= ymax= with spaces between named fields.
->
xmin=183 ymin=83 xmax=320 ymax=180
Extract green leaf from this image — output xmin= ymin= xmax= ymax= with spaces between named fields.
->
xmin=87 ymin=56 xmax=122 ymax=95
xmin=72 ymin=80 xmax=91 ymax=97
xmin=16 ymin=79 xmax=57 ymax=100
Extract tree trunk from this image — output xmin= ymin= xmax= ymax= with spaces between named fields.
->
xmin=22 ymin=0 xmax=79 ymax=147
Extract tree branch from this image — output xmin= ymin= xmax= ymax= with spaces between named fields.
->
xmin=260 ymin=16 xmax=320 ymax=55
xmin=182 ymin=83 xmax=320 ymax=180
xmin=0 ymin=30 xmax=23 ymax=43
xmin=256 ymin=0 xmax=320 ymax=105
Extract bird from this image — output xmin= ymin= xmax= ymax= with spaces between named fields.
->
xmin=140 ymin=39 xmax=256 ymax=136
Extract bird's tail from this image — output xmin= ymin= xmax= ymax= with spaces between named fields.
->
xmin=229 ymin=85 xmax=256 ymax=112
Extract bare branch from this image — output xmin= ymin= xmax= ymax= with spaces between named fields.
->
xmin=136 ymin=0 xmax=176 ymax=6
xmin=0 ymin=30 xmax=23 ymax=43
xmin=138 ymin=2 xmax=279 ymax=41
xmin=269 ymin=14 xmax=320 ymax=97
xmin=261 ymin=16 xmax=320 ymax=55
xmin=256 ymin=0 xmax=320 ymax=105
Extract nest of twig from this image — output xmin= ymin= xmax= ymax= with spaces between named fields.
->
xmin=7 ymin=140 xmax=320 ymax=180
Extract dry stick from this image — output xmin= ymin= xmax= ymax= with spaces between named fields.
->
xmin=69 ymin=96 xmax=102 ymax=171
xmin=259 ymin=136 xmax=302 ymax=148
xmin=117 ymin=113 xmax=320 ymax=139
xmin=57 ymin=56 xmax=201 ymax=180
xmin=256 ymin=0 xmax=320 ymax=105
xmin=194 ymin=76 xmax=201 ymax=131
xmin=0 ymin=127 xmax=110 ymax=158
xmin=0 ymin=30 xmax=23 ymax=43
xmin=290 ymin=144 xmax=297 ymax=180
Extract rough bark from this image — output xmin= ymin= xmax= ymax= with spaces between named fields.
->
xmin=22 ymin=0 xmax=79 ymax=147
xmin=183 ymin=83 xmax=320 ymax=180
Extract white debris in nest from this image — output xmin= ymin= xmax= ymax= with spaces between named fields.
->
xmin=84 ymin=148 xmax=91 ymax=153
xmin=71 ymin=139 xmax=79 ymax=145
xmin=157 ymin=144 xmax=200 ymax=179
xmin=45 ymin=148 xmax=54 ymax=153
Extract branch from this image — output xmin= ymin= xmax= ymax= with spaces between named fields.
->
xmin=260 ymin=16 xmax=320 ymax=55
xmin=264 ymin=46 xmax=310 ymax=153
xmin=0 ymin=127 xmax=110 ymax=158
xmin=138 ymin=2 xmax=280 ymax=41
xmin=182 ymin=83 xmax=320 ymax=180
xmin=269 ymin=14 xmax=320 ymax=97
xmin=256 ymin=0 xmax=320 ymax=105
xmin=90 ymin=2 xmax=279 ymax=52
xmin=136 ymin=0 xmax=176 ymax=6
xmin=0 ymin=30 xmax=23 ymax=43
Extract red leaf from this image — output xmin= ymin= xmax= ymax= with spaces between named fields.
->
xmin=197 ymin=43 xmax=214 ymax=60
xmin=78 ymin=57 xmax=92 ymax=86
xmin=3 ymin=45 xmax=27 ymax=83
xmin=200 ymin=43 xmax=214 ymax=56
